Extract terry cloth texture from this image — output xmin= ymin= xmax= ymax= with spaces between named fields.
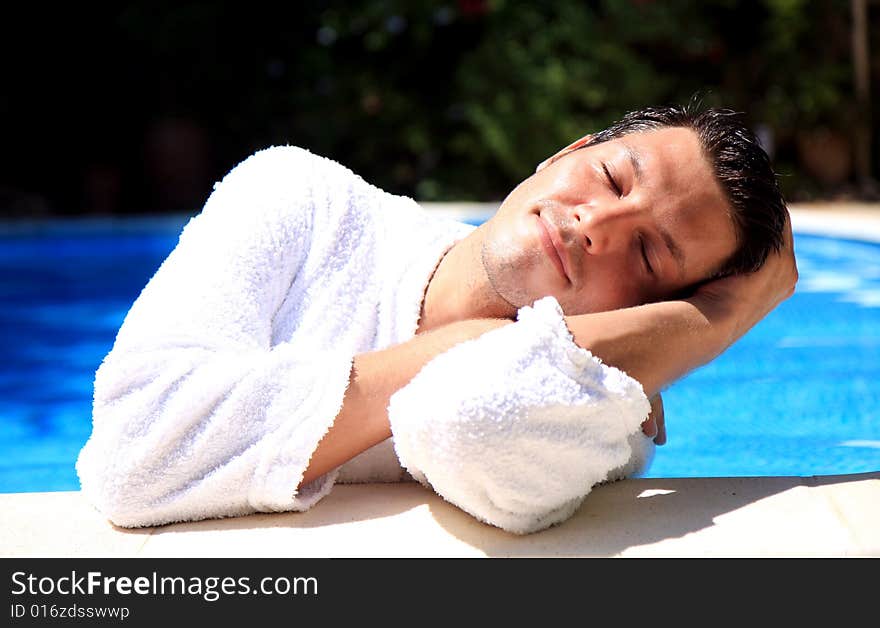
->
xmin=75 ymin=145 xmax=653 ymax=533
xmin=389 ymin=297 xmax=652 ymax=534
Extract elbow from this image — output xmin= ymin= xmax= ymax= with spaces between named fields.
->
xmin=78 ymin=352 xmax=204 ymax=527
xmin=76 ymin=433 xmax=170 ymax=528
xmin=76 ymin=398 xmax=182 ymax=528
xmin=76 ymin=460 xmax=151 ymax=528
xmin=390 ymin=399 xmax=651 ymax=535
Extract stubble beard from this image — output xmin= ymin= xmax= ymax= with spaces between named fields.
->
xmin=479 ymin=225 xmax=544 ymax=312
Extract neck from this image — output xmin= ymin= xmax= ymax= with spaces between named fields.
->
xmin=417 ymin=227 xmax=518 ymax=334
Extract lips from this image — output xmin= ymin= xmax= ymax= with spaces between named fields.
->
xmin=534 ymin=213 xmax=571 ymax=283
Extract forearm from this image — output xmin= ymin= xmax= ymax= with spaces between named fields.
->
xmin=299 ymin=317 xmax=510 ymax=486
xmin=302 ymin=295 xmax=735 ymax=485
xmin=565 ymin=297 xmax=734 ymax=399
xmin=300 ymin=291 xmax=741 ymax=487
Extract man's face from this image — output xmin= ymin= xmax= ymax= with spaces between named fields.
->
xmin=478 ymin=126 xmax=739 ymax=314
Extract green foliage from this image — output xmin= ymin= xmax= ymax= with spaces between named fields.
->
xmin=115 ymin=0 xmax=863 ymax=202
xmin=759 ymin=0 xmax=853 ymax=129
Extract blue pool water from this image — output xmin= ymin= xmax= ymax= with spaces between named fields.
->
xmin=1 ymin=217 xmax=878 ymax=492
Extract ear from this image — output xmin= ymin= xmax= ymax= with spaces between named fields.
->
xmin=535 ymin=134 xmax=594 ymax=173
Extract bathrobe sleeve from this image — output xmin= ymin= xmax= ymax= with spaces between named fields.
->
xmin=76 ymin=146 xmax=358 ymax=528
xmin=388 ymin=296 xmax=654 ymax=535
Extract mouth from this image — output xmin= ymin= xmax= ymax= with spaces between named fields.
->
xmin=534 ymin=213 xmax=572 ymax=284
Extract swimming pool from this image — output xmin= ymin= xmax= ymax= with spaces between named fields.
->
xmin=1 ymin=214 xmax=878 ymax=492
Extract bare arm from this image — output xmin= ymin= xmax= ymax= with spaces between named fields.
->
xmin=563 ymin=299 xmax=727 ymax=400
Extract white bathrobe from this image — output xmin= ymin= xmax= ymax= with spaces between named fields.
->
xmin=75 ymin=145 xmax=653 ymax=535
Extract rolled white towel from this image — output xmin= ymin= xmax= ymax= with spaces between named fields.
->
xmin=388 ymin=296 xmax=653 ymax=535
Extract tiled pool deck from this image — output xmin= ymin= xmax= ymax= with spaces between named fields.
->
xmin=2 ymin=202 xmax=878 ymax=558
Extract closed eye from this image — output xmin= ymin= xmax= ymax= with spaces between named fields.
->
xmin=639 ymin=234 xmax=654 ymax=275
xmin=602 ymin=163 xmax=622 ymax=197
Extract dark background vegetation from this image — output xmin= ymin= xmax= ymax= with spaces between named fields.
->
xmin=1 ymin=0 xmax=878 ymax=219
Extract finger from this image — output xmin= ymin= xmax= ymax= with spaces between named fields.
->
xmin=642 ymin=394 xmax=665 ymax=443
xmin=641 ymin=414 xmax=658 ymax=439
xmin=650 ymin=394 xmax=666 ymax=445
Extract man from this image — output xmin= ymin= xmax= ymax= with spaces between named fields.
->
xmin=76 ymin=104 xmax=796 ymax=534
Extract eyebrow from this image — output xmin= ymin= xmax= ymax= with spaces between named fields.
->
xmin=622 ymin=141 xmax=644 ymax=183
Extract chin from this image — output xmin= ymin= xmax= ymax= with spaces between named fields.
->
xmin=481 ymin=238 xmax=552 ymax=310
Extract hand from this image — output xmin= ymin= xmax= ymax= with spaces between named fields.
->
xmin=690 ymin=210 xmax=798 ymax=346
xmin=641 ymin=393 xmax=666 ymax=445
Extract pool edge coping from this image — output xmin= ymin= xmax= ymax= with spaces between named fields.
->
xmin=2 ymin=474 xmax=877 ymax=557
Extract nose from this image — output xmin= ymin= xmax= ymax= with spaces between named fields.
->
xmin=573 ymin=202 xmax=642 ymax=254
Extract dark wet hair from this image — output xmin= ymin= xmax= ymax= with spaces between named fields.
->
xmin=585 ymin=101 xmax=787 ymax=277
